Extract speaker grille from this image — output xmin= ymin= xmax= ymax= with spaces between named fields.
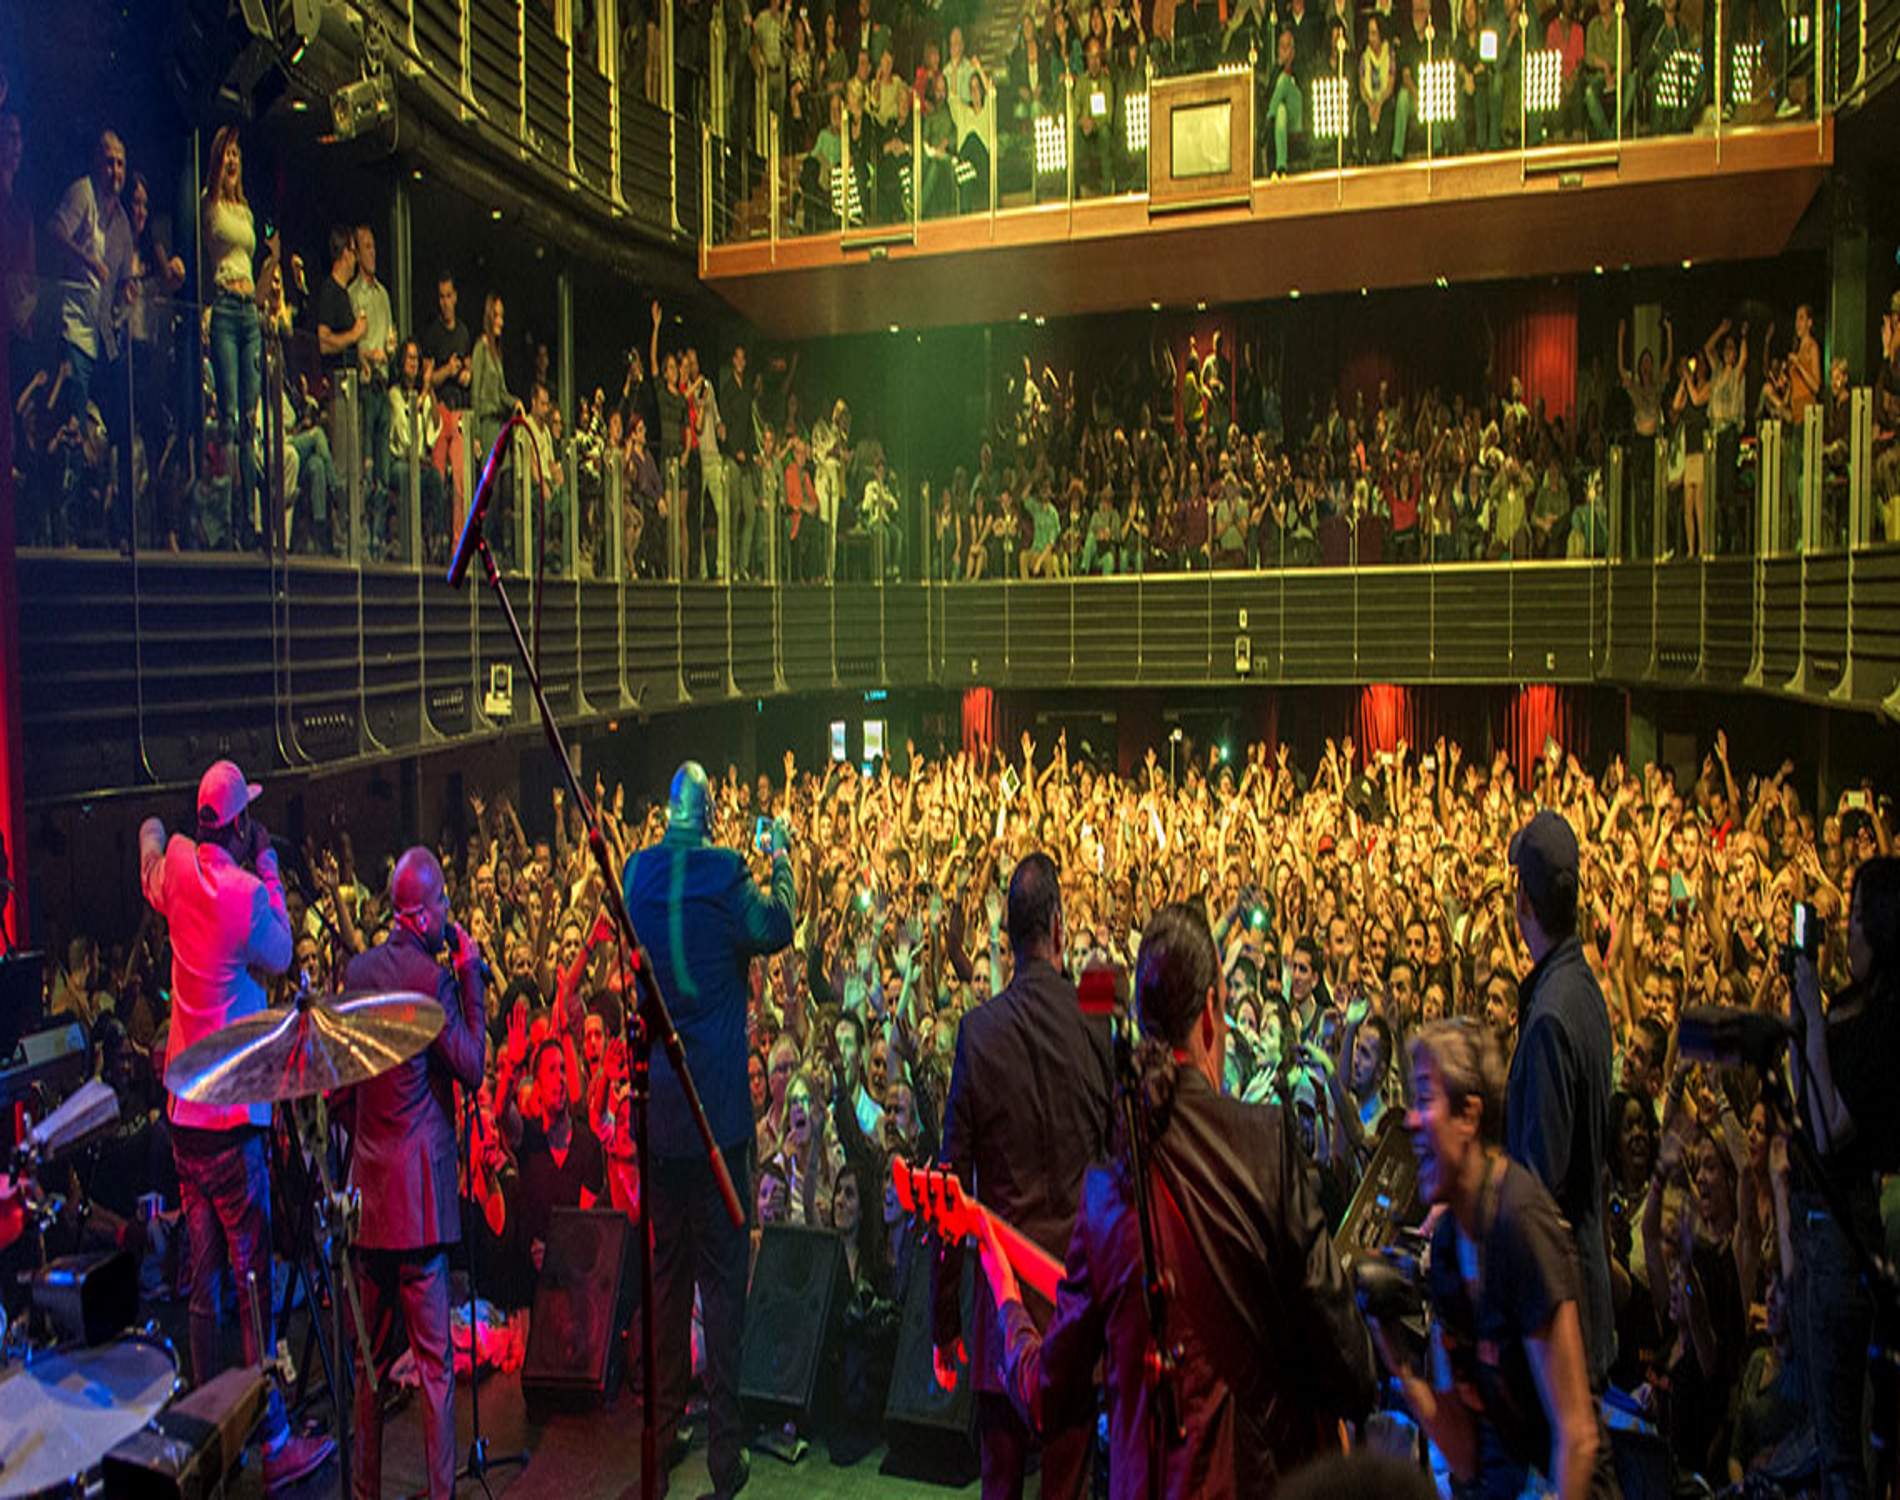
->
xmin=738 ymin=1225 xmax=845 ymax=1420
xmin=522 ymin=1208 xmax=634 ymax=1402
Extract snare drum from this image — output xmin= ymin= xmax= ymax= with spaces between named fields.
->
xmin=0 ymin=1337 xmax=179 ymax=1500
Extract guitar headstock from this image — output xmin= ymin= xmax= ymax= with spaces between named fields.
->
xmin=891 ymin=1155 xmax=981 ymax=1242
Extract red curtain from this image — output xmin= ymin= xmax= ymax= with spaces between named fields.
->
xmin=1493 ymin=285 xmax=1579 ymax=426
xmin=1356 ymin=684 xmax=1416 ymax=759
xmin=1503 ymin=684 xmax=1589 ymax=784
xmin=962 ymin=687 xmax=996 ymax=760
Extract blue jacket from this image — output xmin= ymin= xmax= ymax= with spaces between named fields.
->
xmin=1505 ymin=933 xmax=1616 ymax=1388
xmin=623 ymin=827 xmax=795 ymax=1158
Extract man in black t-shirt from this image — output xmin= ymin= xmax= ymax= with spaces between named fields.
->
xmin=419 ymin=271 xmax=475 ymax=517
xmin=313 ymin=225 xmax=365 ymax=377
xmin=514 ymin=1038 xmax=605 ymax=1281
xmin=418 ymin=271 xmax=474 ymax=412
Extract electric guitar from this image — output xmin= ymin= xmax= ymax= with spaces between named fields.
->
xmin=891 ymin=1156 xmax=1063 ymax=1306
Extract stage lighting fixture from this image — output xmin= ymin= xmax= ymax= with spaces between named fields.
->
xmin=953 ymin=156 xmax=978 ymax=187
xmin=1654 ymin=47 xmax=1702 ymax=110
xmin=1216 ymin=60 xmax=1251 ymax=76
xmin=1034 ymin=113 xmax=1068 ymax=174
xmin=331 ymin=73 xmax=395 ymax=140
xmin=1479 ymin=28 xmax=1499 ymax=60
xmin=1787 ymin=13 xmax=1811 ymax=44
xmin=1311 ymin=75 xmax=1351 ymax=139
xmin=1124 ymin=88 xmax=1150 ymax=154
xmin=1730 ymin=38 xmax=1765 ymax=97
xmin=1524 ymin=47 xmax=1563 ymax=114
xmin=1417 ymin=57 xmax=1458 ymax=124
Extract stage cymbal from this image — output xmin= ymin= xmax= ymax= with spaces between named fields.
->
xmin=168 ymin=991 xmax=445 ymax=1108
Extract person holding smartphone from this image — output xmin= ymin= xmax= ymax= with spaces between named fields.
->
xmin=337 ymin=847 xmax=488 ymax=1500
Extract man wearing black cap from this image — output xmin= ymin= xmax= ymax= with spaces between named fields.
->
xmin=1506 ymin=808 xmax=1616 ymax=1391
xmin=623 ymin=761 xmax=795 ymax=1500
xmin=138 ymin=760 xmax=335 ymax=1490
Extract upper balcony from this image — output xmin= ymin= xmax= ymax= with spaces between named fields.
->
xmin=696 ymin=0 xmax=1894 ymax=335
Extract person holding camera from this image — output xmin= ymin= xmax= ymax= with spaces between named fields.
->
xmin=1788 ymin=856 xmax=1900 ymax=1500
xmin=138 ymin=760 xmax=335 ymax=1491
xmin=1366 ymin=1018 xmax=1616 ymax=1500
xmin=622 ymin=761 xmax=796 ymax=1500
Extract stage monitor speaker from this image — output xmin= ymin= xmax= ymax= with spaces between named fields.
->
xmin=521 ymin=1208 xmax=635 ymax=1411
xmin=739 ymin=1224 xmax=845 ymax=1423
xmin=882 ymin=1246 xmax=977 ymax=1478
xmin=104 ymin=1367 xmax=268 ymax=1500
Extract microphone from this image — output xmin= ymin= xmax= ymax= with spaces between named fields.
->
xmin=447 ymin=414 xmax=525 ymax=590
xmin=1676 ymin=1005 xmax=1795 ymax=1070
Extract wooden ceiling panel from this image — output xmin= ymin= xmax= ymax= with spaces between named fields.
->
xmin=703 ymin=123 xmax=1830 ymax=338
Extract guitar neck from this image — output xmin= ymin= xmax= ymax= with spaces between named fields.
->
xmin=981 ymin=1209 xmax=1064 ymax=1307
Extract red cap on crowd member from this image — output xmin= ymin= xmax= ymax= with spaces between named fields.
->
xmin=1316 ymin=833 xmax=1336 ymax=856
xmin=1078 ymin=964 xmax=1125 ymax=1017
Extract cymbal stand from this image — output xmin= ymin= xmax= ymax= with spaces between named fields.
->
xmin=290 ymin=1090 xmax=375 ymax=1491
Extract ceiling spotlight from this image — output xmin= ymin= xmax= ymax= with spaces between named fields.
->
xmin=1150 ymin=300 xmax=1161 ymax=312
xmin=289 ymin=98 xmax=309 ymax=113
xmin=1681 ymin=258 xmax=1693 ymax=269
xmin=1289 ymin=288 xmax=1301 ymax=299
xmin=1434 ymin=275 xmax=1449 ymax=289
xmin=1593 ymin=263 xmax=1604 ymax=274
xmin=1196 ymin=300 xmax=1207 ymax=311
xmin=1018 ymin=310 xmax=1029 ymax=322
xmin=1034 ymin=315 xmax=1046 ymax=326
xmin=490 ymin=208 xmax=503 ymax=220
xmin=888 ymin=323 xmax=900 ymax=334
xmin=330 ymin=72 xmax=396 ymax=140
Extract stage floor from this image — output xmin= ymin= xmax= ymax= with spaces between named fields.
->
xmin=301 ymin=1364 xmax=990 ymax=1500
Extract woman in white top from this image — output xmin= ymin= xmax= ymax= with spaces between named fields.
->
xmin=202 ymin=126 xmax=262 ymax=536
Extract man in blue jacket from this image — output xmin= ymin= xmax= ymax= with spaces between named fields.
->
xmin=624 ymin=762 xmax=795 ymax=1500
xmin=1506 ymin=808 xmax=1616 ymax=1391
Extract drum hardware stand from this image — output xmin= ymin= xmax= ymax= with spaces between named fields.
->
xmin=288 ymin=1078 xmax=376 ymax=1492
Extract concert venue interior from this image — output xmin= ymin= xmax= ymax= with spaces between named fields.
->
xmin=3 ymin=0 xmax=1900 ymax=1495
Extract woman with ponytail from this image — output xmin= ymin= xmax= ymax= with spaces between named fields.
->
xmin=973 ymin=903 xmax=1376 ymax=1499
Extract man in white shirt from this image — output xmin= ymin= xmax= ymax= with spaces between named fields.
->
xmin=46 ymin=131 xmax=132 ymax=539
xmin=352 ymin=224 xmax=398 ymax=545
xmin=139 ymin=760 xmax=334 ymax=1491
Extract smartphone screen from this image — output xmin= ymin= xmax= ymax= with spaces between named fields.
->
xmin=754 ymin=816 xmax=773 ymax=854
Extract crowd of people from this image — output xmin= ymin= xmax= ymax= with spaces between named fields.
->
xmin=718 ymin=0 xmax=1822 ymax=227
xmin=36 ymin=713 xmax=1900 ymax=1493
xmin=8 ymin=89 xmax=1897 ymax=580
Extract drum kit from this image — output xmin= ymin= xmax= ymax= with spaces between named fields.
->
xmin=0 ymin=985 xmax=442 ymax=1500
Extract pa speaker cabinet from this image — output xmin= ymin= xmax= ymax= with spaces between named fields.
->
xmin=881 ymin=1249 xmax=977 ymax=1482
xmin=521 ymin=1207 xmax=636 ymax=1412
xmin=739 ymin=1224 xmax=845 ymax=1423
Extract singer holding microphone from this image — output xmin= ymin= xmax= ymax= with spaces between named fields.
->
xmin=139 ymin=760 xmax=336 ymax=1491
xmin=336 ymin=847 xmax=488 ymax=1500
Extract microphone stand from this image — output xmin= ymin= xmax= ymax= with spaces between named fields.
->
xmin=450 ymin=500 xmax=745 ymax=1500
xmin=420 ymin=1084 xmax=530 ymax=1500
xmin=1108 ymin=1014 xmax=1183 ymax=1499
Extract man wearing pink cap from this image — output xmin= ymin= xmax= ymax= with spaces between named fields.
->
xmin=139 ymin=759 xmax=335 ymax=1490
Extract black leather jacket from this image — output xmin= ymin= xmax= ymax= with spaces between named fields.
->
xmin=998 ymin=1066 xmax=1377 ymax=1499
